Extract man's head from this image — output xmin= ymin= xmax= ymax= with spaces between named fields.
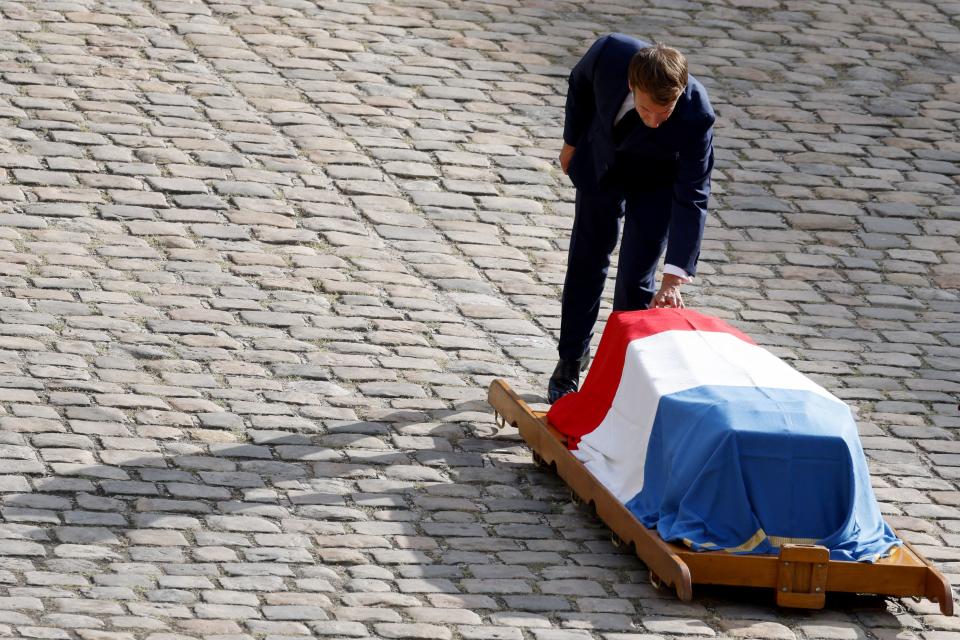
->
xmin=628 ymin=43 xmax=688 ymax=128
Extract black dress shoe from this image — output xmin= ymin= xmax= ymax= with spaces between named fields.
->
xmin=547 ymin=351 xmax=590 ymax=404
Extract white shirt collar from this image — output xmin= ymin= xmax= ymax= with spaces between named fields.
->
xmin=615 ymin=92 xmax=634 ymax=124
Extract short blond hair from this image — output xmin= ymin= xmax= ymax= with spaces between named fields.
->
xmin=628 ymin=43 xmax=688 ymax=105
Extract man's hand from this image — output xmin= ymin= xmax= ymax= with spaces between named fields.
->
xmin=559 ymin=143 xmax=575 ymax=174
xmin=651 ymin=273 xmax=686 ymax=309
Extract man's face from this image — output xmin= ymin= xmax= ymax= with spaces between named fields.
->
xmin=632 ymin=88 xmax=677 ymax=129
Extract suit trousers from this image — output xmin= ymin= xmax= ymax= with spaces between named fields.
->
xmin=557 ymin=183 xmax=673 ymax=361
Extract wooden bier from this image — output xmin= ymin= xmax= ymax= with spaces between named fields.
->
xmin=488 ymin=379 xmax=954 ymax=615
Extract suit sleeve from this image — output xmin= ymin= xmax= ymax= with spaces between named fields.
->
xmin=563 ymin=37 xmax=607 ymax=147
xmin=664 ymin=116 xmax=715 ymax=277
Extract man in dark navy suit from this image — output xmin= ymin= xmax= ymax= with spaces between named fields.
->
xmin=549 ymin=34 xmax=715 ymax=403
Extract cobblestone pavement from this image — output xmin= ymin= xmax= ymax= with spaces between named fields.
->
xmin=0 ymin=0 xmax=958 ymax=639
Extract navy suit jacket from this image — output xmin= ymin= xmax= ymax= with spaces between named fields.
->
xmin=563 ymin=33 xmax=715 ymax=277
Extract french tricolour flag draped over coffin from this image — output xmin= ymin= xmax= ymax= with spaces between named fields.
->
xmin=548 ymin=308 xmax=900 ymax=562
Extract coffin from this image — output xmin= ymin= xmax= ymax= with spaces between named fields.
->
xmin=548 ymin=309 xmax=899 ymax=562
